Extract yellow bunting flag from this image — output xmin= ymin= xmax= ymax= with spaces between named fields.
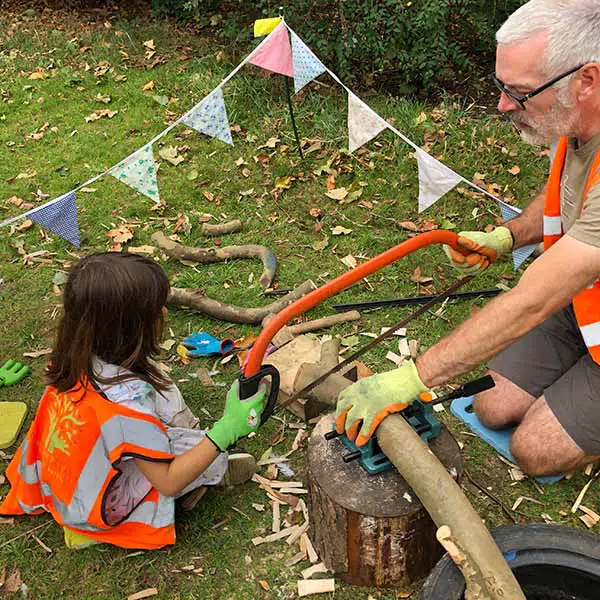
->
xmin=254 ymin=17 xmax=282 ymax=37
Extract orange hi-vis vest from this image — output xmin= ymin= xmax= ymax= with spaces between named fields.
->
xmin=0 ymin=382 xmax=176 ymax=549
xmin=545 ymin=136 xmax=600 ymax=363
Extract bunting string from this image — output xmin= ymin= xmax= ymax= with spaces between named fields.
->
xmin=2 ymin=18 xmax=533 ymax=269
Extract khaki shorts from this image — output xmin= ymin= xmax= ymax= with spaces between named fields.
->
xmin=489 ymin=305 xmax=600 ymax=454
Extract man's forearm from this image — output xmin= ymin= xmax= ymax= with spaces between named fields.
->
xmin=504 ymin=187 xmax=546 ymax=249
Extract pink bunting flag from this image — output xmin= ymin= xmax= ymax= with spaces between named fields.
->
xmin=249 ymin=23 xmax=294 ymax=78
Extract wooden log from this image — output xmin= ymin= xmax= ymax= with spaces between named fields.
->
xmin=307 ymin=414 xmax=463 ymax=587
xmin=303 ymin=372 xmax=525 ymax=598
xmin=167 ymin=280 xmax=317 ymax=324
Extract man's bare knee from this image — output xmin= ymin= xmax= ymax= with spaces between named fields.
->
xmin=510 ymin=429 xmax=547 ymax=475
xmin=472 ymin=370 xmax=533 ymax=429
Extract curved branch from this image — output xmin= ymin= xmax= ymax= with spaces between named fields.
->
xmin=201 ymin=219 xmax=243 ymax=237
xmin=168 ymin=280 xmax=317 ymax=324
xmin=152 ymin=231 xmax=277 ymax=289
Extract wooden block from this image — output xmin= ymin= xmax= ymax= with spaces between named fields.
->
xmin=272 ymin=501 xmax=281 ymax=533
xmin=297 ymin=579 xmax=335 ymax=597
xmin=301 ymin=562 xmax=329 ymax=579
xmin=285 ymin=551 xmax=307 ymax=567
xmin=398 ymin=337 xmax=410 ymax=357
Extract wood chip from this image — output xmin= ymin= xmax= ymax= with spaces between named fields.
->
xmin=285 ymin=551 xmax=307 ymax=567
xmin=301 ymin=532 xmax=319 ymax=563
xmin=251 ymin=526 xmax=299 ymax=546
xmin=301 ymin=562 xmax=328 ymax=579
xmin=127 ymin=588 xmax=159 ymax=600
xmin=272 ymin=501 xmax=281 ymax=533
xmin=541 ymin=512 xmax=554 ymax=523
xmin=297 ymin=578 xmax=335 ymax=597
xmin=579 ymin=514 xmax=598 ymax=528
xmin=286 ymin=521 xmax=309 ymax=545
xmin=408 ymin=339 xmax=420 ymax=358
xmin=252 ymin=503 xmax=265 ymax=512
xmin=572 ymin=478 xmax=595 ymax=513
xmin=509 ymin=467 xmax=526 ymax=482
xmin=380 ymin=327 xmax=406 ymax=336
xmin=398 ymin=337 xmax=411 ymax=357
xmin=292 ymin=429 xmax=307 ymax=451
xmin=195 ymin=367 xmax=214 ymax=386
xmin=579 ymin=505 xmax=600 ymax=525
xmin=584 ymin=462 xmax=595 ymax=476
xmin=512 ymin=495 xmax=543 ymax=511
xmin=385 ymin=351 xmax=403 ymax=366
xmin=0 ymin=517 xmax=15 ymax=525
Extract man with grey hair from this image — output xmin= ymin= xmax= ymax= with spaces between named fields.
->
xmin=335 ymin=0 xmax=600 ymax=476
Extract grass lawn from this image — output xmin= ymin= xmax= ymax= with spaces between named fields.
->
xmin=1 ymin=4 xmax=598 ymax=599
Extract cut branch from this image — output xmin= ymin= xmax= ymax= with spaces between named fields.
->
xmin=201 ymin=219 xmax=243 ymax=237
xmin=168 ymin=280 xmax=317 ymax=324
xmin=152 ymin=231 xmax=277 ymax=289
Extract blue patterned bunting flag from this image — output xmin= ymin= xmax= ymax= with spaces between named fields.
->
xmin=498 ymin=200 xmax=537 ymax=269
xmin=29 ymin=191 xmax=80 ymax=247
xmin=290 ymin=31 xmax=326 ymax=93
xmin=111 ymin=145 xmax=161 ymax=203
xmin=181 ymin=88 xmax=233 ymax=146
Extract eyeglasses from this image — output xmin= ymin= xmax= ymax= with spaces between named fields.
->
xmin=492 ymin=64 xmax=584 ymax=110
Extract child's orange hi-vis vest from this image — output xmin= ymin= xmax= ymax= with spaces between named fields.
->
xmin=0 ymin=382 xmax=176 ymax=549
xmin=544 ymin=136 xmax=600 ymax=363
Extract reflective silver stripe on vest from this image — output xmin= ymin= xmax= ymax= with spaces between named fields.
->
xmin=128 ymin=494 xmax=174 ymax=529
xmin=543 ymin=215 xmax=562 ymax=236
xmin=17 ymin=439 xmax=42 ymax=485
xmin=579 ymin=321 xmax=600 ymax=349
xmin=33 ymin=414 xmax=172 ymax=531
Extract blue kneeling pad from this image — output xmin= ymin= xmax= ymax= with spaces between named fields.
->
xmin=451 ymin=395 xmax=563 ymax=485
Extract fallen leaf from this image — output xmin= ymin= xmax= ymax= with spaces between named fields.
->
xmin=95 ymin=93 xmax=111 ymax=104
xmin=275 ymin=176 xmax=293 ymax=190
xmin=257 ymin=580 xmax=270 ymax=591
xmin=152 ymin=94 xmax=169 ymax=106
xmin=508 ymin=165 xmax=521 ymax=175
xmin=3 ymin=570 xmax=22 ymax=593
xmin=29 ymin=68 xmax=49 ymax=80
xmin=325 ymin=187 xmax=348 ymax=201
xmin=341 ymin=254 xmax=357 ymax=269
xmin=142 ymin=39 xmax=156 ymax=50
xmin=15 ymin=170 xmax=37 ymax=180
xmin=15 ymin=219 xmax=33 ymax=232
xmin=143 ymin=80 xmax=155 ymax=91
xmin=410 ymin=267 xmax=433 ymax=284
xmin=331 ymin=225 xmax=352 ymax=235
xmin=265 ymin=136 xmax=279 ymax=148
xmin=415 ymin=111 xmax=427 ymax=125
xmin=159 ymin=146 xmax=184 ymax=166
xmin=312 ymin=236 xmax=329 ymax=251
xmin=80 ymin=187 xmax=97 ymax=193
xmin=106 ymin=225 xmax=134 ymax=244
xmin=202 ymin=190 xmax=215 ymax=202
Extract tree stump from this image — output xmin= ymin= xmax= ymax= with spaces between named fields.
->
xmin=307 ymin=414 xmax=464 ymax=587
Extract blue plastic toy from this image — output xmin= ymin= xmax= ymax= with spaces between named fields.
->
xmin=181 ymin=332 xmax=235 ymax=357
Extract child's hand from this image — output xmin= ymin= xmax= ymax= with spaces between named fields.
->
xmin=0 ymin=360 xmax=30 ymax=388
xmin=206 ymin=379 xmax=267 ymax=452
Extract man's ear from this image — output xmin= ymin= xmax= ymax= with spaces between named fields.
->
xmin=576 ymin=63 xmax=600 ymax=102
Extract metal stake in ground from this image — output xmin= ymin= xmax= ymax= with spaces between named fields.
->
xmin=280 ymin=7 xmax=304 ymax=160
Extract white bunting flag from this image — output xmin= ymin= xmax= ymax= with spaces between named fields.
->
xmin=111 ymin=145 xmax=161 ymax=204
xmin=416 ymin=149 xmax=462 ymax=212
xmin=347 ymin=93 xmax=388 ymax=153
xmin=290 ymin=31 xmax=326 ymax=93
xmin=498 ymin=200 xmax=538 ymax=269
xmin=181 ymin=87 xmax=233 ymax=146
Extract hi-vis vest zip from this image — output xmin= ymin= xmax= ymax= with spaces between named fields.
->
xmin=0 ymin=382 xmax=176 ymax=549
xmin=544 ymin=136 xmax=600 ymax=363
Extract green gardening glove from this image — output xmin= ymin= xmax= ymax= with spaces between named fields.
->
xmin=0 ymin=360 xmax=30 ymax=388
xmin=206 ymin=379 xmax=268 ymax=452
xmin=335 ymin=359 xmax=429 ymax=447
xmin=443 ymin=226 xmax=513 ymax=275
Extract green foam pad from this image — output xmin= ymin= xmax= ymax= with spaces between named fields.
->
xmin=0 ymin=402 xmax=28 ymax=449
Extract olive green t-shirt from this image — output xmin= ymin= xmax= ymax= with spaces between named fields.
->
xmin=561 ymin=132 xmax=600 ymax=246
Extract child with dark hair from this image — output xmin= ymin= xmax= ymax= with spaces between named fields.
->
xmin=0 ymin=252 xmax=267 ymax=549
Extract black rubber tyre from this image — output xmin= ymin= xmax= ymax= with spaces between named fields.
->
xmin=420 ymin=524 xmax=600 ymax=600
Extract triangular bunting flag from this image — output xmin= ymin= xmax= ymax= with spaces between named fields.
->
xmin=111 ymin=145 xmax=160 ymax=204
xmin=254 ymin=17 xmax=282 ymax=37
xmin=181 ymin=88 xmax=233 ymax=146
xmin=416 ymin=149 xmax=462 ymax=212
xmin=347 ymin=93 xmax=388 ymax=153
xmin=498 ymin=200 xmax=537 ymax=269
xmin=249 ymin=22 xmax=294 ymax=77
xmin=29 ymin=191 xmax=80 ymax=247
xmin=290 ymin=31 xmax=326 ymax=93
